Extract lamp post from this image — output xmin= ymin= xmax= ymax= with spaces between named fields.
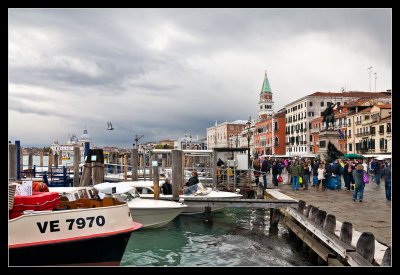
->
xmin=246 ymin=116 xmax=252 ymax=168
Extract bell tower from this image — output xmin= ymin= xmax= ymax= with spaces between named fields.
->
xmin=258 ymin=70 xmax=274 ymax=119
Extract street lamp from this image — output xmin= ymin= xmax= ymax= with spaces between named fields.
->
xmin=246 ymin=116 xmax=252 ymax=168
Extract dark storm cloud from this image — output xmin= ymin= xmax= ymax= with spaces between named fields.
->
xmin=9 ymin=8 xmax=391 ymax=147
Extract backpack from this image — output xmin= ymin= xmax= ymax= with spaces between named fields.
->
xmin=363 ymin=172 xmax=369 ymax=184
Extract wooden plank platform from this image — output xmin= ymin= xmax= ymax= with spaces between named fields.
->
xmin=180 ymin=197 xmax=298 ymax=209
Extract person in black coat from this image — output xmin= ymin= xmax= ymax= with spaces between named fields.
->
xmin=186 ymin=171 xmax=199 ymax=187
xmin=161 ymin=178 xmax=173 ymax=195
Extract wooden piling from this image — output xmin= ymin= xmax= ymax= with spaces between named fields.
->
xmin=212 ymin=150 xmax=218 ymax=189
xmin=381 ymin=247 xmax=391 ymax=266
xmin=20 ymin=148 xmax=24 ymax=171
xmin=28 ymin=151 xmax=33 ymax=169
xmin=124 ymin=154 xmax=128 ymax=180
xmin=315 ymin=210 xmax=327 ymax=226
xmin=40 ymin=151 xmax=44 ymax=166
xmin=304 ymin=204 xmax=313 ymax=217
xmin=48 ymin=150 xmax=53 ymax=168
xmin=80 ymin=162 xmax=92 ymax=187
xmin=59 ymin=150 xmax=63 ymax=165
xmin=132 ymin=149 xmax=138 ymax=181
xmin=298 ymin=200 xmax=306 ymax=214
xmin=308 ymin=206 xmax=319 ymax=221
xmin=112 ymin=152 xmax=117 ymax=174
xmin=356 ymin=232 xmax=375 ymax=263
xmin=323 ymin=214 xmax=336 ymax=234
xmin=149 ymin=154 xmax=154 ymax=180
xmin=9 ymin=144 xmax=17 ymax=179
xmin=54 ymin=152 xmax=59 ymax=168
xmin=340 ymin=221 xmax=353 ymax=246
xmin=270 ymin=208 xmax=281 ymax=229
xmin=203 ymin=206 xmax=213 ymax=223
xmin=91 ymin=149 xmax=105 ymax=185
xmin=153 ymin=165 xmax=160 ymax=200
xmin=73 ymin=146 xmax=80 ymax=187
xmin=171 ymin=149 xmax=183 ymax=201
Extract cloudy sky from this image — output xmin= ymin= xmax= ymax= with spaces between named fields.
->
xmin=9 ymin=8 xmax=392 ymax=148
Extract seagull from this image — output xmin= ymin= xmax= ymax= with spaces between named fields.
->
xmin=107 ymin=121 xmax=114 ymax=130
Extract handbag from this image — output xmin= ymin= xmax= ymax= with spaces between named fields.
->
xmin=278 ymin=175 xmax=283 ymax=183
xmin=363 ymin=172 xmax=369 ymax=184
xmin=299 ymin=176 xmax=303 ymax=183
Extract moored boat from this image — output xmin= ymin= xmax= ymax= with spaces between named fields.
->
xmin=9 ymin=188 xmax=141 ymax=266
xmin=129 ymin=181 xmax=243 ymax=214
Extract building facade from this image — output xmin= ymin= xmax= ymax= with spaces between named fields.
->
xmin=207 ymin=120 xmax=247 ymax=149
xmin=285 ymin=91 xmax=391 ymax=157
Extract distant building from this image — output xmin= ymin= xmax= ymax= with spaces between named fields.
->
xmin=285 ymin=91 xmax=391 ymax=157
xmin=50 ymin=128 xmax=94 ymax=159
xmin=207 ymin=120 xmax=247 ymax=149
xmin=175 ymin=134 xmax=207 ymax=150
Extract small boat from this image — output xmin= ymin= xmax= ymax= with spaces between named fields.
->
xmin=51 ymin=184 xmax=188 ymax=229
xmin=129 ymin=181 xmax=243 ymax=214
xmin=9 ymin=186 xmax=141 ymax=266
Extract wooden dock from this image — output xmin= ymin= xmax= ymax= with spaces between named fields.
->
xmin=266 ymin=191 xmax=391 ymax=266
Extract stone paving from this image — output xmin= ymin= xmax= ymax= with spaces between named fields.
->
xmin=263 ymin=173 xmax=392 ymax=246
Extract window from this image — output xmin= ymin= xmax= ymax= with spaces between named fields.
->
xmin=371 ymin=127 xmax=375 ymax=134
xmin=309 ymin=122 xmax=312 ymax=129
xmin=349 ymin=143 xmax=352 ymax=151
xmin=365 ymin=115 xmax=369 ymax=120
xmin=321 ymin=102 xmax=324 ymax=107
xmin=387 ymin=123 xmax=391 ymax=133
xmin=310 ymin=135 xmax=313 ymax=141
xmin=320 ymin=140 xmax=326 ymax=148
xmin=309 ymin=102 xmax=313 ymax=107
xmin=379 ymin=125 xmax=385 ymax=134
xmin=305 ymin=102 xmax=307 ymax=107
xmin=348 ymin=119 xmax=351 ymax=125
xmin=348 ymin=130 xmax=351 ymax=137
xmin=370 ymin=139 xmax=375 ymax=150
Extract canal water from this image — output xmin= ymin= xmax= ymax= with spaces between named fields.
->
xmin=121 ymin=208 xmax=313 ymax=266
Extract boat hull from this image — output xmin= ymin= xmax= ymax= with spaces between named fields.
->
xmin=9 ymin=204 xmax=141 ymax=266
xmin=9 ymin=229 xmax=133 ymax=266
xmin=129 ymin=207 xmax=185 ymax=228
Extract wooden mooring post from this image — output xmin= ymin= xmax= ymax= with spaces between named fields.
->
xmin=39 ymin=151 xmax=44 ymax=167
xmin=132 ymin=148 xmax=138 ymax=181
xmin=9 ymin=144 xmax=17 ymax=180
xmin=171 ymin=149 xmax=183 ymax=201
xmin=283 ymin=200 xmax=382 ymax=266
xmin=28 ymin=151 xmax=33 ymax=169
xmin=73 ymin=146 xmax=80 ymax=187
xmin=153 ymin=164 xmax=160 ymax=200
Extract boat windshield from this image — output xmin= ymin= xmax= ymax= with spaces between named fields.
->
xmin=184 ymin=182 xmax=207 ymax=195
xmin=114 ymin=189 xmax=140 ymax=202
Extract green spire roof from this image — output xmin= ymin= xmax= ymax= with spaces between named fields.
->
xmin=261 ymin=71 xmax=272 ymax=93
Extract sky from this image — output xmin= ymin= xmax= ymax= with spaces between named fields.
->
xmin=9 ymin=8 xmax=392 ymax=148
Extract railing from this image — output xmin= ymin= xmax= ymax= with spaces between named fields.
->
xmin=370 ymin=132 xmax=376 ymax=136
xmin=379 ymin=131 xmax=385 ymax=135
xmin=362 ymin=132 xmax=370 ymax=136
xmin=355 ymin=121 xmax=362 ymax=125
xmin=355 ymin=133 xmax=363 ymax=137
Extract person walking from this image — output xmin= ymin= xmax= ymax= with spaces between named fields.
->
xmin=373 ymin=160 xmax=382 ymax=187
xmin=381 ymin=161 xmax=391 ymax=201
xmin=302 ymin=161 xmax=309 ymax=190
xmin=316 ymin=164 xmax=325 ymax=191
xmin=261 ymin=156 xmax=270 ymax=190
xmin=289 ymin=160 xmax=300 ymax=191
xmin=352 ymin=164 xmax=366 ymax=202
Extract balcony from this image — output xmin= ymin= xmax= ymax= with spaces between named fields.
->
xmin=355 ymin=121 xmax=362 ymax=125
xmin=370 ymin=132 xmax=376 ymax=136
xmin=379 ymin=131 xmax=385 ymax=135
xmin=380 ymin=148 xmax=387 ymax=152
xmin=310 ymin=128 xmax=320 ymax=134
xmin=355 ymin=133 xmax=363 ymax=137
xmin=362 ymin=132 xmax=370 ymax=137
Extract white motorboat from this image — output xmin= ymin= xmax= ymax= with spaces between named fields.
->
xmin=9 ymin=187 xmax=141 ymax=266
xmin=51 ymin=184 xmax=187 ymax=229
xmin=129 ymin=181 xmax=243 ymax=214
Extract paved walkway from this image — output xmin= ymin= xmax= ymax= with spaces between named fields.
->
xmin=263 ymin=173 xmax=391 ymax=246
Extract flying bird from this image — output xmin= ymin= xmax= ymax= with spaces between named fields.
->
xmin=107 ymin=121 xmax=114 ymax=130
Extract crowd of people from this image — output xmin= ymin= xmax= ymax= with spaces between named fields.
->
xmin=251 ymin=155 xmax=391 ymax=202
